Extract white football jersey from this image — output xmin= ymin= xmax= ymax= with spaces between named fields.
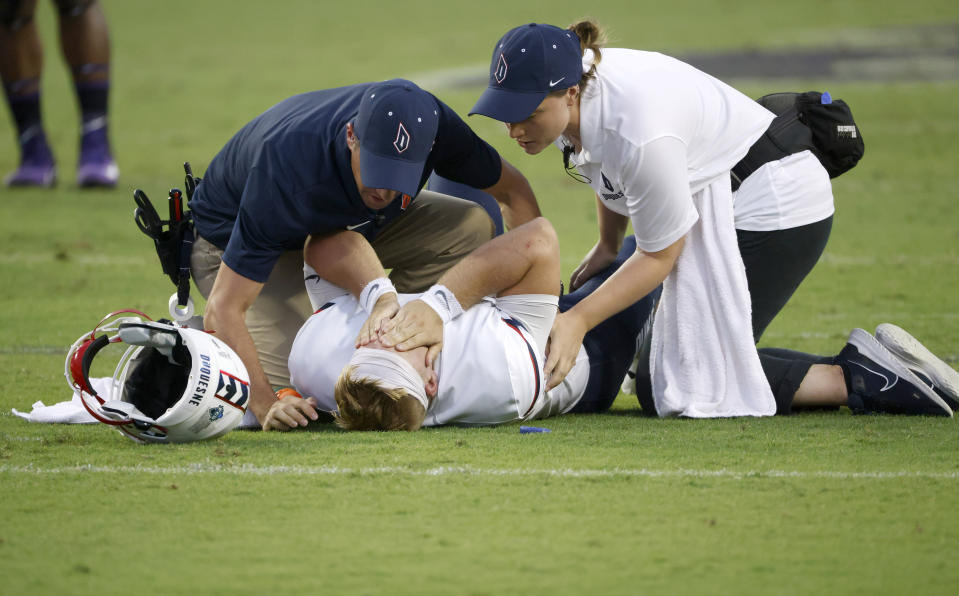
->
xmin=559 ymin=49 xmax=775 ymax=252
xmin=288 ymin=292 xmax=564 ymax=426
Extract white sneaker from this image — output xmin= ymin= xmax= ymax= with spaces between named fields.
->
xmin=875 ymin=324 xmax=959 ymax=410
xmin=620 ymin=366 xmax=637 ymax=395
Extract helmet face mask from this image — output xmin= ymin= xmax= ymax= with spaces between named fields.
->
xmin=65 ymin=311 xmax=250 ymax=444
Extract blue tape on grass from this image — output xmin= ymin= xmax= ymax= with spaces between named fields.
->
xmin=520 ymin=426 xmax=551 ymax=434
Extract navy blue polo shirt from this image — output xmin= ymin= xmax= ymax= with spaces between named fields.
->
xmin=189 ymin=81 xmax=502 ymax=283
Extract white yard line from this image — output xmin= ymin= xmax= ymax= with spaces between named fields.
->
xmin=2 ymin=463 xmax=958 ymax=480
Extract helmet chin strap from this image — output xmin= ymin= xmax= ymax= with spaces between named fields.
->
xmin=99 ymin=400 xmax=158 ymax=429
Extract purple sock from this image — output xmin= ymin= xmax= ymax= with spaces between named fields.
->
xmin=72 ymin=74 xmax=118 ymax=186
xmin=4 ymin=79 xmax=52 ymax=153
xmin=6 ymin=89 xmax=41 ymax=135
xmin=72 ymin=65 xmax=110 ymax=124
xmin=73 ymin=75 xmax=114 ymax=164
xmin=4 ymin=81 xmax=54 ymax=167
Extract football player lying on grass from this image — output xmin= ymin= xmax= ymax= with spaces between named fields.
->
xmin=270 ymin=217 xmax=640 ymax=430
xmin=264 ymin=219 xmax=959 ymax=431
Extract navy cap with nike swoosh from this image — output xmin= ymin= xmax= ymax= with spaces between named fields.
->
xmin=469 ymin=23 xmax=583 ymax=124
xmin=354 ymin=79 xmax=440 ymax=197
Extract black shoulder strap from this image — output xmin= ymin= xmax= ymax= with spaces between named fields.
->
xmin=731 ymin=94 xmax=815 ymax=190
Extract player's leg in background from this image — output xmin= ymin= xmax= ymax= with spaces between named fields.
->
xmin=54 ymin=0 xmax=117 ymax=186
xmin=562 ymin=236 xmax=660 ymax=413
xmin=1 ymin=0 xmax=56 ymax=187
xmin=372 ymin=190 xmax=495 ymax=293
xmin=737 ymin=216 xmax=833 ymax=342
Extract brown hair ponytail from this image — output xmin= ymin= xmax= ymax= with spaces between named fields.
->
xmin=568 ymin=20 xmax=607 ymax=90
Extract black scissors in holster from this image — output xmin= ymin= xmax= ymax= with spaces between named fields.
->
xmin=133 ymin=162 xmax=200 ymax=310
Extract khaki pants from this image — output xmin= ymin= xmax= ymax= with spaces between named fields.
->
xmin=191 ymin=190 xmax=494 ymax=387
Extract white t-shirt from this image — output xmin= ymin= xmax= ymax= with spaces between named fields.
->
xmin=733 ymin=150 xmax=835 ymax=231
xmin=559 ymin=49 xmax=775 ymax=252
xmin=288 ymin=289 xmax=573 ymax=426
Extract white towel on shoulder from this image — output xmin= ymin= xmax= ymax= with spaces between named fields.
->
xmin=650 ymin=176 xmax=776 ymax=417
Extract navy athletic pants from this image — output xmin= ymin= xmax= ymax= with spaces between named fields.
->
xmin=561 ymin=236 xmax=660 ymax=413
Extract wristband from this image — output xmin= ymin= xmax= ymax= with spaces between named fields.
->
xmin=359 ymin=277 xmax=397 ymax=314
xmin=418 ymin=284 xmax=464 ymax=324
xmin=275 ymin=388 xmax=302 ymax=401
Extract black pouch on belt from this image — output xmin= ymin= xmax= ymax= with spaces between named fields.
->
xmin=133 ymin=163 xmax=200 ymax=308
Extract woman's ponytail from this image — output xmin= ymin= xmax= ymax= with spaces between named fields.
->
xmin=568 ymin=20 xmax=607 ymax=89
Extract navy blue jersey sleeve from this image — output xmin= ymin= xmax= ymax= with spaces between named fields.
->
xmin=220 ymin=147 xmax=310 ymax=283
xmin=431 ymin=100 xmax=502 ymax=190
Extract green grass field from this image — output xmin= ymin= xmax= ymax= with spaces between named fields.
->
xmin=2 ymin=1 xmax=959 ymax=594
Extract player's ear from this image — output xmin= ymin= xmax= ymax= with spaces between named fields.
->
xmin=566 ymin=85 xmax=579 ymax=106
xmin=425 ymin=371 xmax=438 ymax=398
xmin=346 ymin=122 xmax=358 ymax=150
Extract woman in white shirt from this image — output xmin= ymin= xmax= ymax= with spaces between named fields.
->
xmin=464 ymin=21 xmax=952 ymax=417
xmin=472 ymin=21 xmax=778 ymax=413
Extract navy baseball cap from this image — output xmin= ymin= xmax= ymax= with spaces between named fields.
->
xmin=470 ymin=23 xmax=582 ymax=123
xmin=354 ymin=79 xmax=439 ymax=197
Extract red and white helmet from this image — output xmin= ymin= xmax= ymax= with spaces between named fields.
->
xmin=65 ymin=310 xmax=250 ymax=443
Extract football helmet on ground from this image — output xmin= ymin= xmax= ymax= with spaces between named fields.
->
xmin=65 ymin=310 xmax=250 ymax=443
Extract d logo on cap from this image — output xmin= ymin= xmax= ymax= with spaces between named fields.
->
xmin=470 ymin=24 xmax=584 ymax=124
xmin=495 ymin=54 xmax=508 ymax=84
xmin=354 ymin=79 xmax=440 ymax=197
xmin=393 ymin=122 xmax=410 ymax=154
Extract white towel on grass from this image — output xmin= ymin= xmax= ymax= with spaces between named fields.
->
xmin=649 ymin=175 xmax=776 ymax=417
xmin=11 ymin=377 xmax=112 ymax=424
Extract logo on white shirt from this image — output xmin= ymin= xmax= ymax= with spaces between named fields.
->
xmin=601 ymin=172 xmax=614 ymax=191
xmin=600 ymin=172 xmax=624 ymax=201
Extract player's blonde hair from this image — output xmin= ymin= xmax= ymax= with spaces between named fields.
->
xmin=333 ymin=366 xmax=427 ymax=431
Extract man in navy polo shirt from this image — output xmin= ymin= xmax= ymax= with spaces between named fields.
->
xmin=188 ymin=79 xmax=540 ymax=429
